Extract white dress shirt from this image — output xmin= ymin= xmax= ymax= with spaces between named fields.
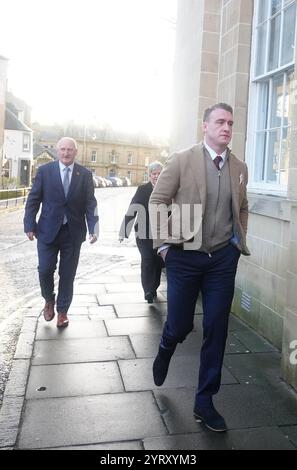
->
xmin=203 ymin=140 xmax=227 ymax=169
xmin=59 ymin=161 xmax=74 ymax=186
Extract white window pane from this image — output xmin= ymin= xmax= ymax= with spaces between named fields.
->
xmin=254 ymin=132 xmax=267 ymax=181
xmin=280 ymin=127 xmax=291 ymax=185
xmin=267 ymin=129 xmax=281 ymax=183
xmin=257 ymin=83 xmax=269 ymax=129
xmin=281 ymin=3 xmax=296 ymax=66
xmin=271 ymin=0 xmax=282 ymax=15
xmin=258 ymin=0 xmax=270 ymax=23
xmin=256 ymin=23 xmax=267 ymax=76
xmin=268 ymin=14 xmax=281 ymax=71
xmin=270 ymin=76 xmax=284 ymax=128
xmin=285 ymin=70 xmax=295 ymax=127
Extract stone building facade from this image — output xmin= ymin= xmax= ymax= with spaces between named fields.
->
xmin=0 ymin=56 xmax=8 ymax=174
xmin=36 ymin=125 xmax=167 ymax=186
xmin=171 ymin=0 xmax=297 ymax=389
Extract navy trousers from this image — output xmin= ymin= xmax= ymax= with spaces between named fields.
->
xmin=37 ymin=224 xmax=82 ymax=313
xmin=162 ymin=243 xmax=240 ymax=407
xmin=136 ymin=237 xmax=164 ymax=295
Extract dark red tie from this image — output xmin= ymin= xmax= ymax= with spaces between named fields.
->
xmin=213 ymin=155 xmax=222 ymax=170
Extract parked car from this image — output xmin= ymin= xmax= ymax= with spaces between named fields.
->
xmin=92 ymin=176 xmax=99 ymax=188
xmin=106 ymin=177 xmax=123 ymax=187
xmin=121 ymin=177 xmax=131 ymax=186
xmin=103 ymin=178 xmax=113 ymax=187
xmin=94 ymin=176 xmax=106 ymax=188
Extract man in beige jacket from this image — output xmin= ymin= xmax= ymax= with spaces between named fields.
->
xmin=149 ymin=103 xmax=249 ymax=432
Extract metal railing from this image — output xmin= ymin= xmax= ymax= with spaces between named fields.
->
xmin=0 ymin=187 xmax=31 ymax=210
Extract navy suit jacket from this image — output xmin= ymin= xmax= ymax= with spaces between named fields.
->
xmin=24 ymin=160 xmax=99 ymax=244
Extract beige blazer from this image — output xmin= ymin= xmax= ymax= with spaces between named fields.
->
xmin=149 ymin=142 xmax=250 ymax=255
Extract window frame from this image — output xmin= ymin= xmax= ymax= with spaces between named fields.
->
xmin=91 ymin=150 xmax=97 ymax=163
xmin=246 ymin=0 xmax=296 ymax=195
xmin=128 ymin=153 xmax=133 ymax=165
xmin=22 ymin=132 xmax=31 ymax=152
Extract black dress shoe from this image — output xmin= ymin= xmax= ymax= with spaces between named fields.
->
xmin=145 ymin=292 xmax=154 ymax=303
xmin=194 ymin=405 xmax=227 ymax=432
xmin=153 ymin=345 xmax=175 ymax=386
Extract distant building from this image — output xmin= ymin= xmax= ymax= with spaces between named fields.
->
xmin=32 ymin=142 xmax=56 ymax=177
xmin=0 ymin=55 xmax=8 ymax=174
xmin=4 ymin=104 xmax=33 ymax=186
xmin=33 ymin=123 xmax=168 ymax=185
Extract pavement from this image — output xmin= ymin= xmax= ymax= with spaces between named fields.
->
xmin=0 ymin=257 xmax=297 ymax=451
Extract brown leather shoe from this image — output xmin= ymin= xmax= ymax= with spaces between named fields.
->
xmin=57 ymin=313 xmax=69 ymax=328
xmin=43 ymin=300 xmax=55 ymax=321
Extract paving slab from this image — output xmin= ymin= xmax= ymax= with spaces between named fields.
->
xmin=231 ymin=328 xmax=278 ymax=352
xmin=114 ymin=303 xmax=167 ymax=317
xmin=50 ymin=441 xmax=143 ymax=450
xmin=71 ymin=294 xmax=99 ymax=306
xmin=26 ymin=362 xmax=124 ymax=399
xmin=106 ymin=316 xmax=165 ymax=336
xmin=153 ymin=387 xmax=203 ymax=435
xmin=78 ymin=275 xmax=124 ymax=284
xmin=3 ymin=359 xmax=30 ymax=397
xmin=129 ymin=331 xmax=249 ymax=358
xmin=152 ymin=382 xmax=297 ymax=436
xmin=0 ymin=396 xmax=24 ymax=447
xmin=98 ymin=292 xmax=166 ymax=305
xmin=105 ymin=283 xmax=168 ymax=293
xmin=143 ymin=432 xmax=228 ymax=450
xmin=110 ymin=268 xmax=141 ymax=276
xmin=215 ymin=382 xmax=297 ymax=428
xmin=280 ymin=425 xmax=297 ymax=448
xmin=17 ymin=392 xmax=166 ymax=449
xmin=143 ymin=426 xmax=296 ymax=450
xmin=119 ymin=356 xmax=236 ymax=392
xmin=74 ymin=284 xmax=106 ymax=295
xmin=36 ymin=319 xmax=107 ymax=340
xmin=32 ymin=337 xmax=135 ymax=365
xmin=122 ymin=275 xmax=143 ymax=283
xmin=68 ymin=305 xmax=115 ymax=318
xmin=224 ymin=352 xmax=282 ymax=384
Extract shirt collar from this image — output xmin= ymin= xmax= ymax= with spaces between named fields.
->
xmin=203 ymin=140 xmax=228 ymax=162
xmin=59 ymin=161 xmax=74 ymax=172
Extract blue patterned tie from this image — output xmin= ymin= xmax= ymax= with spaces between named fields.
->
xmin=63 ymin=167 xmax=70 ymax=197
xmin=63 ymin=167 xmax=70 ymax=224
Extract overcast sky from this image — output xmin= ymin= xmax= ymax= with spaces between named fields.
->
xmin=1 ymin=0 xmax=177 ymax=137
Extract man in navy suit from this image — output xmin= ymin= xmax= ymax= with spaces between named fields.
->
xmin=24 ymin=137 xmax=98 ymax=328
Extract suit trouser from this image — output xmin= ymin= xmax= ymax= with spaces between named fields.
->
xmin=37 ymin=224 xmax=82 ymax=313
xmin=161 ymin=243 xmax=240 ymax=407
xmin=136 ymin=238 xmax=164 ymax=295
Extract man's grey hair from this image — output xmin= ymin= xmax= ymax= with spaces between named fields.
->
xmin=148 ymin=161 xmax=164 ymax=174
xmin=56 ymin=137 xmax=78 ymax=150
xmin=203 ymin=103 xmax=233 ymax=122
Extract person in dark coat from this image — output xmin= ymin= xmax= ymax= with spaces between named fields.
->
xmin=119 ymin=161 xmax=164 ymax=303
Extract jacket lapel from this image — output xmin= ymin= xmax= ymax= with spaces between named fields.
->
xmin=188 ymin=143 xmax=207 ymax=215
xmin=67 ymin=163 xmax=80 ymax=199
xmin=229 ymin=153 xmax=240 ymax=214
xmin=53 ymin=160 xmax=65 ymax=199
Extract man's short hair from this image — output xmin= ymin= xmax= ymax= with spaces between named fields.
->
xmin=203 ymin=103 xmax=233 ymax=122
